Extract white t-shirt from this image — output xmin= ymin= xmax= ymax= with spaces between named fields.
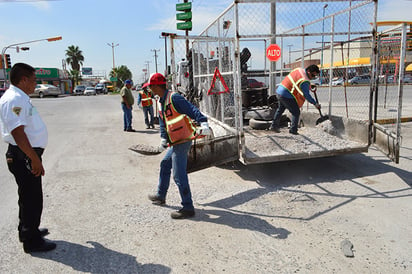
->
xmin=0 ymin=85 xmax=48 ymax=148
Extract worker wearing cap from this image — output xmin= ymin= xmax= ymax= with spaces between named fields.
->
xmin=147 ymin=73 xmax=211 ymax=219
xmin=137 ymin=83 xmax=155 ymax=129
xmin=270 ymin=64 xmax=321 ymax=135
xmin=120 ymin=79 xmax=135 ymax=132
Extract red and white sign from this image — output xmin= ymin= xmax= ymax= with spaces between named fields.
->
xmin=266 ymin=44 xmax=281 ymax=62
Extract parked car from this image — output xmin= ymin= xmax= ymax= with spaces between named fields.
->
xmin=84 ymin=86 xmax=96 ymax=96
xmin=247 ymin=78 xmax=265 ymax=88
xmin=310 ymin=77 xmax=320 ymax=86
xmin=73 ymin=85 xmax=86 ymax=95
xmin=95 ymin=83 xmax=107 ymax=94
xmin=32 ymin=84 xmax=60 ymax=98
xmin=349 ymin=75 xmax=371 ymax=85
xmin=331 ymin=77 xmax=345 ymax=86
xmin=387 ymin=75 xmax=412 ymax=84
xmin=404 ymin=75 xmax=412 ymax=83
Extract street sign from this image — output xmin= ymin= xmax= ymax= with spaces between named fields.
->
xmin=82 ymin=67 xmax=93 ymax=75
xmin=176 ymin=2 xmax=191 ymax=11
xmin=176 ymin=11 xmax=192 ymax=21
xmin=266 ymin=44 xmax=281 ymax=62
xmin=110 ymin=77 xmax=117 ymax=82
xmin=177 ymin=21 xmax=192 ymax=31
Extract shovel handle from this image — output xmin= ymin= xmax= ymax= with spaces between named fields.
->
xmin=312 ymin=89 xmax=324 ymax=117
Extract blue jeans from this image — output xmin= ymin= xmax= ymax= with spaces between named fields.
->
xmin=122 ymin=103 xmax=133 ymax=130
xmin=157 ymin=140 xmax=194 ymax=210
xmin=271 ymin=95 xmax=300 ymax=133
xmin=143 ymin=105 xmax=154 ymax=126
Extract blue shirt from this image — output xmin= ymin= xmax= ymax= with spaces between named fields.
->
xmin=159 ymin=90 xmax=207 ymax=139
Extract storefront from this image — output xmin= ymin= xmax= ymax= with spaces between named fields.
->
xmin=35 ymin=68 xmax=71 ymax=94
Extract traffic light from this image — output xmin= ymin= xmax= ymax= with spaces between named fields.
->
xmin=176 ymin=1 xmax=192 ymax=31
xmin=5 ymin=54 xmax=11 ymax=69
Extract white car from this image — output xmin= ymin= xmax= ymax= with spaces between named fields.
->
xmin=32 ymin=84 xmax=61 ymax=98
xmin=84 ymin=86 xmax=96 ymax=96
xmin=331 ymin=77 xmax=344 ymax=86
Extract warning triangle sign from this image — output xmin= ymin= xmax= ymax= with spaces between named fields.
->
xmin=208 ymin=67 xmax=230 ymax=95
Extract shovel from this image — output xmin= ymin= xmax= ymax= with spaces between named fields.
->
xmin=312 ymin=89 xmax=329 ymax=125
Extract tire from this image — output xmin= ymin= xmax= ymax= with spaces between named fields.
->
xmin=39 ymin=92 xmax=44 ymax=98
xmin=244 ymin=108 xmax=275 ymax=121
xmin=249 ymin=118 xmax=271 ymax=130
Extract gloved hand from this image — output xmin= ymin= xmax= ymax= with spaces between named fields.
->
xmin=158 ymin=138 xmax=168 ymax=152
xmin=196 ymin=122 xmax=211 ymax=136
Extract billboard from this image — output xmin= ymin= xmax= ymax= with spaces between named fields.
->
xmin=82 ymin=67 xmax=93 ymax=75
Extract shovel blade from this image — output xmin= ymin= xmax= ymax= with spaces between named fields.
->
xmin=316 ymin=115 xmax=329 ymax=125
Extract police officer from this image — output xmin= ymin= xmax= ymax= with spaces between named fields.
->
xmin=0 ymin=63 xmax=56 ymax=253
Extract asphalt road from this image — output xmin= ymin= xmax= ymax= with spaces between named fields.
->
xmin=0 ymin=93 xmax=411 ymax=273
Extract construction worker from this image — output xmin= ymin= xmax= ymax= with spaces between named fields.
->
xmin=270 ymin=64 xmax=321 ymax=135
xmin=120 ymin=79 xmax=135 ymax=132
xmin=137 ymin=83 xmax=155 ymax=129
xmin=147 ymin=73 xmax=211 ymax=219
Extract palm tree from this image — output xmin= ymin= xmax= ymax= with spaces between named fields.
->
xmin=110 ymin=65 xmax=132 ymax=88
xmin=65 ymin=45 xmax=84 ymax=71
xmin=68 ymin=69 xmax=81 ymax=87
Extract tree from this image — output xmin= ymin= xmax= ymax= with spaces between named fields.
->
xmin=68 ymin=69 xmax=81 ymax=87
xmin=65 ymin=45 xmax=84 ymax=72
xmin=109 ymin=65 xmax=133 ymax=88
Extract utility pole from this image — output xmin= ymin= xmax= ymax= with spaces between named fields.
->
xmin=106 ymin=42 xmax=119 ymax=85
xmin=151 ymin=49 xmax=160 ymax=73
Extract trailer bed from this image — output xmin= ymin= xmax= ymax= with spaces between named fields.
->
xmin=242 ymin=120 xmax=368 ymax=164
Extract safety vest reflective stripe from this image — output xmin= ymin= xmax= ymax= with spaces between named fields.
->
xmin=281 ymin=68 xmax=308 ymax=107
xmin=287 ymin=74 xmax=304 ymax=97
xmin=140 ymin=91 xmax=153 ymax=107
xmin=163 ymin=91 xmax=197 ymax=145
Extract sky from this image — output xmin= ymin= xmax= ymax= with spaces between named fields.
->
xmin=1 ymin=0 xmax=410 ymax=84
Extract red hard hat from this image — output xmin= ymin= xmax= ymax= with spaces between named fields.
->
xmin=149 ymin=73 xmax=166 ymax=86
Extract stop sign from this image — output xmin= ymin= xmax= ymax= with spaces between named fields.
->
xmin=266 ymin=44 xmax=281 ymax=62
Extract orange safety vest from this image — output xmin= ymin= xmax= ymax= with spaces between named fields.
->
xmin=139 ymin=90 xmax=153 ymax=107
xmin=160 ymin=91 xmax=198 ymax=145
xmin=280 ymin=68 xmax=309 ymax=107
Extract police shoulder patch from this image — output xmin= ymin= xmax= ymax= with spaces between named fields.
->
xmin=12 ymin=107 xmax=22 ymax=116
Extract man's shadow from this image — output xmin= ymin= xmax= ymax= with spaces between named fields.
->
xmin=194 ymin=208 xmax=291 ymax=239
xmin=32 ymin=240 xmax=170 ymax=274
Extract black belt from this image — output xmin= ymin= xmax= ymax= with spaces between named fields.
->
xmin=8 ymin=144 xmax=44 ymax=158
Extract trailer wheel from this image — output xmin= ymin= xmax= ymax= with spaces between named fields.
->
xmin=249 ymin=118 xmax=271 ymax=130
xmin=244 ymin=108 xmax=274 ymax=121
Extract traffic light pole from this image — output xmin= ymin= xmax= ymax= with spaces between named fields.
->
xmin=1 ymin=36 xmax=62 ymax=88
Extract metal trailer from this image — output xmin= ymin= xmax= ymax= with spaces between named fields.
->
xmin=163 ymin=0 xmax=407 ymax=172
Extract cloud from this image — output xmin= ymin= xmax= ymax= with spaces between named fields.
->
xmin=29 ymin=1 xmax=51 ymax=11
